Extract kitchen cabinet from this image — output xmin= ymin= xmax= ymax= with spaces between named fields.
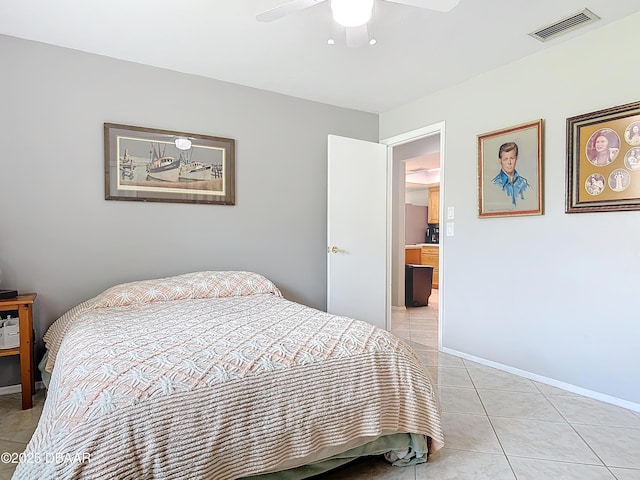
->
xmin=428 ymin=187 xmax=440 ymax=224
xmin=405 ymin=246 xmax=421 ymax=265
xmin=420 ymin=246 xmax=439 ymax=289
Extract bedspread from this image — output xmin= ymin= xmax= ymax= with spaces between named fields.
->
xmin=14 ymin=271 xmax=443 ymax=479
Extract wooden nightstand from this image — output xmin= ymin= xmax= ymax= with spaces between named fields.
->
xmin=0 ymin=293 xmax=36 ymax=409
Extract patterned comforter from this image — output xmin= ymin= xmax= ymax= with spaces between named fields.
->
xmin=14 ymin=271 xmax=443 ymax=479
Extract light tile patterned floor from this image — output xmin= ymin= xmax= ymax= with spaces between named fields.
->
xmin=0 ymin=289 xmax=639 ymax=479
xmin=0 ymin=389 xmax=46 ymax=480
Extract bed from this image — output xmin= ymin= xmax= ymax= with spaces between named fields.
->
xmin=14 ymin=271 xmax=443 ymax=479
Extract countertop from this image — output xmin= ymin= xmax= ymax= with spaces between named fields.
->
xmin=405 ymin=244 xmax=439 ymax=248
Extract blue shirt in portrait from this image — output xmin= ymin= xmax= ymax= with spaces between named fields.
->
xmin=492 ymin=169 xmax=529 ymax=207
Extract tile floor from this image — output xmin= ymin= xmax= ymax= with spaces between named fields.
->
xmin=0 ymin=388 xmax=46 ymax=480
xmin=0 ymin=289 xmax=639 ymax=479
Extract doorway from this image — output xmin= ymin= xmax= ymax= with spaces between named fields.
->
xmin=381 ymin=122 xmax=444 ymax=350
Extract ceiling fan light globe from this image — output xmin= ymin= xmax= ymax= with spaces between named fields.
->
xmin=330 ymin=0 xmax=374 ymax=27
xmin=174 ymin=138 xmax=192 ymax=150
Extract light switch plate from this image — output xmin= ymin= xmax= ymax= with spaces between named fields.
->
xmin=447 ymin=206 xmax=455 ymax=220
xmin=446 ymin=222 xmax=454 ymax=236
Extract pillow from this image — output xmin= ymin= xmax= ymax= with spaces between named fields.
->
xmin=91 ymin=271 xmax=281 ymax=308
xmin=43 ymin=271 xmax=281 ymax=373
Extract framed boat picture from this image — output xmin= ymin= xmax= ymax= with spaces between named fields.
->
xmin=104 ymin=123 xmax=235 ymax=205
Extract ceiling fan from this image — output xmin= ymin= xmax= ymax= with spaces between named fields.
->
xmin=256 ymin=0 xmax=461 ymax=48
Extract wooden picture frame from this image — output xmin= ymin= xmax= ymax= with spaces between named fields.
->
xmin=477 ymin=119 xmax=543 ymax=218
xmin=566 ymin=101 xmax=640 ymax=213
xmin=104 ymin=123 xmax=235 ymax=205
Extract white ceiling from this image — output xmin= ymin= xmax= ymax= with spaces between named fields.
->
xmin=1 ymin=1 xmax=638 ymax=114
xmin=394 ymin=134 xmax=440 ymax=187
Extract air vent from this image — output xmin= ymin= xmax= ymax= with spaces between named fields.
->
xmin=529 ymin=8 xmax=600 ymax=42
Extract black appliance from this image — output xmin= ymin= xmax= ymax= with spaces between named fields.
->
xmin=425 ymin=223 xmax=439 ymax=244
xmin=405 ymin=264 xmax=434 ymax=307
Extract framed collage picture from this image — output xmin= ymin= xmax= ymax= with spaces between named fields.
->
xmin=566 ymin=101 xmax=640 ymax=213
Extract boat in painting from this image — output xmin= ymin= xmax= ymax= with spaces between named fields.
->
xmin=147 ymin=143 xmax=180 ymax=182
xmin=179 ymin=157 xmax=213 ymax=181
xmin=119 ymin=149 xmax=136 ymax=180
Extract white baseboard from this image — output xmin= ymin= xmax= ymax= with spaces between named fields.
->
xmin=0 ymin=381 xmax=45 ymax=396
xmin=442 ymin=347 xmax=640 ymax=413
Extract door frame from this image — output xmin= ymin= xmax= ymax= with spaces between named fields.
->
xmin=381 ymin=121 xmax=445 ymax=349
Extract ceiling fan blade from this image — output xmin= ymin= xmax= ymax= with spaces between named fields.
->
xmin=386 ymin=0 xmax=461 ymax=13
xmin=256 ymin=0 xmax=326 ymax=22
xmin=345 ymin=24 xmax=370 ymax=48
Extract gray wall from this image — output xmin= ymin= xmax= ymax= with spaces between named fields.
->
xmin=381 ymin=12 xmax=640 ymax=407
xmin=0 ymin=35 xmax=378 ymax=386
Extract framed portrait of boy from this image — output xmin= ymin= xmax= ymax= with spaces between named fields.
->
xmin=477 ymin=119 xmax=544 ymax=218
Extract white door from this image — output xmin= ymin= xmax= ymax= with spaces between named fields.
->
xmin=327 ymin=134 xmax=388 ymax=329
